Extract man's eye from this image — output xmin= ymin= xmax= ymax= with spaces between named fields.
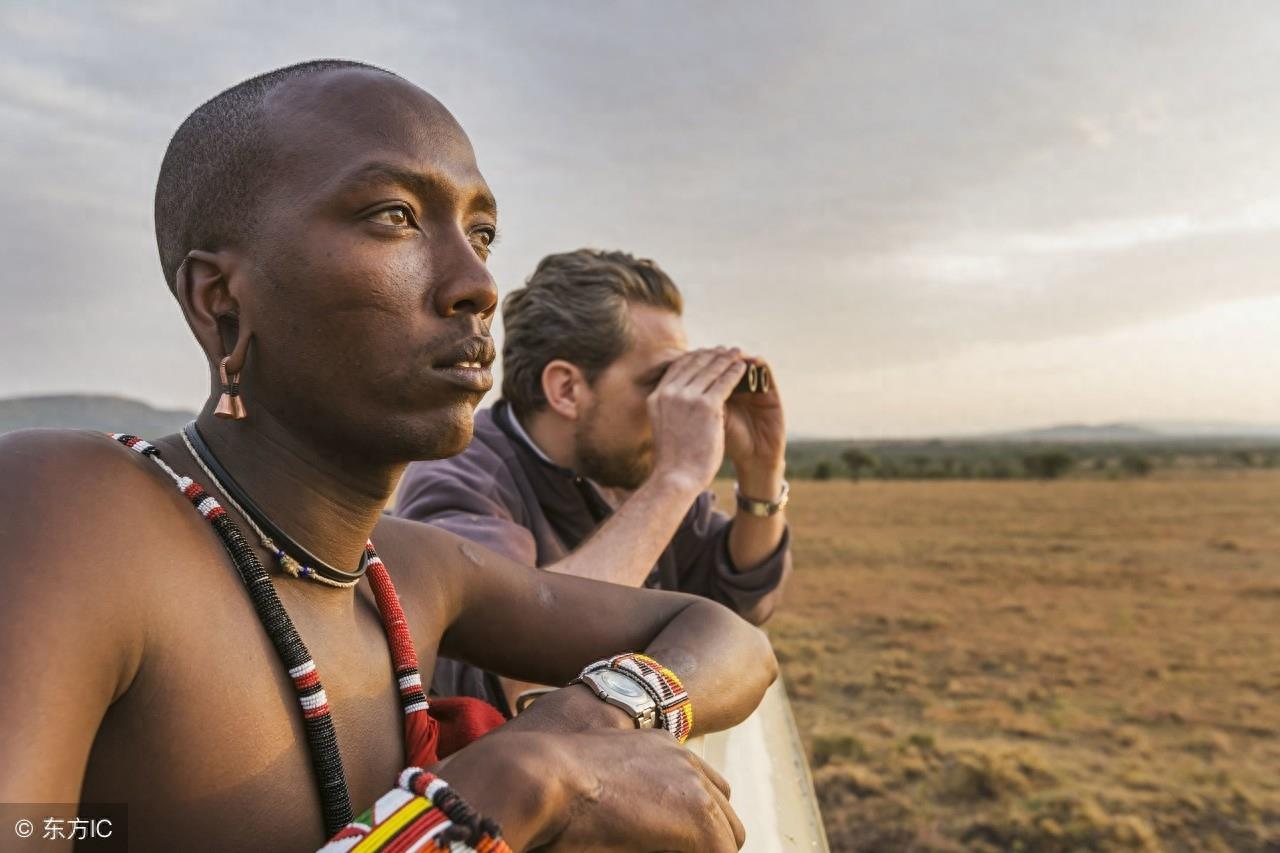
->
xmin=368 ymin=206 xmax=413 ymax=227
xmin=470 ymin=226 xmax=498 ymax=257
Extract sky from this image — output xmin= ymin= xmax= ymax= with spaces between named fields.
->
xmin=1 ymin=1 xmax=1278 ymax=438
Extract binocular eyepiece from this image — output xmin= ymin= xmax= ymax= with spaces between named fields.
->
xmin=734 ymin=363 xmax=771 ymax=395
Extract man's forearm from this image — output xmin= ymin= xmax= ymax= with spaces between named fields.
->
xmin=641 ymin=597 xmax=778 ymax=733
xmin=496 ymin=474 xmax=706 ymax=708
xmin=541 ymin=472 xmax=701 ymax=587
xmin=506 ymin=596 xmax=778 ymax=737
xmin=727 ymin=461 xmax=787 ymax=571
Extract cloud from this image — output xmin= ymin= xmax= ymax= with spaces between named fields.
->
xmin=1 ymin=0 xmax=1279 ymax=434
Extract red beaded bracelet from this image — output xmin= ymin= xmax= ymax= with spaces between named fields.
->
xmin=580 ymin=652 xmax=694 ymax=744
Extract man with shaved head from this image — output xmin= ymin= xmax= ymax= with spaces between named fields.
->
xmin=0 ymin=61 xmax=773 ymax=852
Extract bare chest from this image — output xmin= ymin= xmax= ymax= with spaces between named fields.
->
xmin=80 ymin=548 xmax=443 ymax=852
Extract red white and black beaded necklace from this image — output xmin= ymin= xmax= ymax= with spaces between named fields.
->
xmin=111 ymin=432 xmax=439 ymax=838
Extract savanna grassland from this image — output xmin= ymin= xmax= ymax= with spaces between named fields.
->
xmin=731 ymin=473 xmax=1280 ymax=851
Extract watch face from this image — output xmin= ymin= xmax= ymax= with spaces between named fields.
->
xmin=599 ymin=669 xmax=646 ymax=699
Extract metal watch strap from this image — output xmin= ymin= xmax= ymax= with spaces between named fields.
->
xmin=735 ymin=479 xmax=790 ymax=517
xmin=573 ymin=669 xmax=660 ymax=730
xmin=575 ymin=653 xmax=694 ymax=742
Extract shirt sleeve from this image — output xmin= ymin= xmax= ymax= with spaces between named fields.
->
xmin=395 ymin=454 xmax=538 ymax=568
xmin=667 ymin=490 xmax=791 ymax=622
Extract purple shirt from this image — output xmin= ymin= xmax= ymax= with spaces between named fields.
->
xmin=395 ymin=400 xmax=791 ymax=713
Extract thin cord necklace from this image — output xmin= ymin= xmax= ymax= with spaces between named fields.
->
xmin=181 ymin=421 xmax=366 ymax=588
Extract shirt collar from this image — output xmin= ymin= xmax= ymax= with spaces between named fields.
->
xmin=493 ymin=400 xmax=618 ymax=522
xmin=502 ymin=402 xmax=556 ymax=465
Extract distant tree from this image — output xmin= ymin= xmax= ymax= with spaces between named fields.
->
xmin=1120 ymin=453 xmax=1153 ymax=477
xmin=1022 ymin=450 xmax=1075 ymax=480
xmin=908 ymin=455 xmax=932 ymax=479
xmin=812 ymin=460 xmax=833 ymax=481
xmin=1233 ymin=450 xmax=1257 ymax=468
xmin=841 ymin=448 xmax=876 ymax=481
xmin=990 ymin=459 xmax=1014 ymax=480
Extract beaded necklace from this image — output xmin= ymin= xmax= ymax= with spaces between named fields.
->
xmin=111 ymin=433 xmax=438 ymax=838
xmin=181 ymin=422 xmax=366 ymax=588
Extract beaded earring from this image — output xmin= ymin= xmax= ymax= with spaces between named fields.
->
xmin=215 ymin=356 xmax=247 ymax=420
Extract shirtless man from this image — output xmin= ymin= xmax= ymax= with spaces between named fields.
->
xmin=0 ymin=61 xmax=775 ymax=852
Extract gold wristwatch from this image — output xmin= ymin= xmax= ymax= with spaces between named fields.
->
xmin=734 ymin=480 xmax=789 ymax=517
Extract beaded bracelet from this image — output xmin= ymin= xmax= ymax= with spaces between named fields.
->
xmin=319 ymin=768 xmax=511 ymax=853
xmin=581 ymin=652 xmax=694 ymax=744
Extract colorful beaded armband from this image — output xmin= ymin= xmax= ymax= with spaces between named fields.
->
xmin=319 ymin=768 xmax=512 ymax=853
xmin=582 ymin=652 xmax=694 ymax=744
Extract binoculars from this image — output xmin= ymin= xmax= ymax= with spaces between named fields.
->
xmin=734 ymin=363 xmax=771 ymax=395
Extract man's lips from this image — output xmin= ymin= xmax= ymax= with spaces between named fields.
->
xmin=430 ymin=336 xmax=495 ymax=391
xmin=431 ymin=363 xmax=493 ymax=392
xmin=431 ymin=336 xmax=496 ymax=370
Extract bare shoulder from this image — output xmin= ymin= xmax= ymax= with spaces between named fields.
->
xmin=374 ymin=511 xmax=526 ymax=620
xmin=374 ymin=511 xmax=487 ymax=588
xmin=0 ymin=427 xmax=175 ymax=517
xmin=0 ymin=427 xmax=183 ymax=706
xmin=0 ymin=426 xmax=111 ymax=468
xmin=0 ymin=428 xmax=177 ymax=604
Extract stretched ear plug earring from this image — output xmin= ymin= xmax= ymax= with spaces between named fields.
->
xmin=215 ymin=356 xmax=247 ymax=420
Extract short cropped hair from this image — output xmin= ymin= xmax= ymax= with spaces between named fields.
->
xmin=501 ymin=249 xmax=684 ymax=417
xmin=154 ymin=59 xmax=395 ymax=292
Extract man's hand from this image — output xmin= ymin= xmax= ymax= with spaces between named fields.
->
xmin=647 ymin=347 xmax=749 ymax=497
xmin=645 ymin=347 xmax=789 ymax=593
xmin=437 ymin=728 xmax=746 ymax=852
xmin=721 ymin=356 xmax=788 ymax=599
xmin=724 ymin=357 xmax=786 ymax=497
xmin=540 ymin=729 xmax=746 ymax=852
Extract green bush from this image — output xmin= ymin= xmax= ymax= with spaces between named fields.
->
xmin=1120 ymin=454 xmax=1152 ymax=477
xmin=1022 ymin=451 xmax=1075 ymax=480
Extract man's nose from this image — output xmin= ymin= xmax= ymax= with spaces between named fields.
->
xmin=433 ymin=233 xmax=499 ymax=319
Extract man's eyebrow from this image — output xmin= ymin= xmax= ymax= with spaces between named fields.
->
xmin=329 ymin=161 xmax=497 ymax=217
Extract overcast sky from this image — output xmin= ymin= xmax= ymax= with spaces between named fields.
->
xmin=2 ymin=1 xmax=1278 ymax=437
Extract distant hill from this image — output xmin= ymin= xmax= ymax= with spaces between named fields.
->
xmin=986 ymin=423 xmax=1163 ymax=443
xmin=980 ymin=421 xmax=1280 ymax=443
xmin=1127 ymin=420 xmax=1280 ymax=440
xmin=776 ymin=420 xmax=1280 ymax=481
xmin=0 ymin=394 xmax=196 ymax=436
xmin=790 ymin=420 xmax=1280 ymax=445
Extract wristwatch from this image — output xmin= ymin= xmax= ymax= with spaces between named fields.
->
xmin=735 ymin=479 xmax=790 ymax=517
xmin=576 ymin=667 xmax=659 ymax=729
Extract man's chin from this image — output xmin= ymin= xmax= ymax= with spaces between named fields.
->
xmin=588 ymin=457 xmax=654 ymax=491
xmin=394 ymin=402 xmax=477 ymax=462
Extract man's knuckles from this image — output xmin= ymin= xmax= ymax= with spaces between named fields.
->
xmin=657 ymin=386 xmax=716 ymax=411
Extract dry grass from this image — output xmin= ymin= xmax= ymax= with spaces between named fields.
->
xmin=720 ymin=472 xmax=1280 ymax=851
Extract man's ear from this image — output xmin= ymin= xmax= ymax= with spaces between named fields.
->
xmin=175 ymin=249 xmax=252 ymax=373
xmin=541 ymin=359 xmax=590 ymax=421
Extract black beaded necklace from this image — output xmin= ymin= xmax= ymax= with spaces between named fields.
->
xmin=115 ymin=433 xmax=354 ymax=832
